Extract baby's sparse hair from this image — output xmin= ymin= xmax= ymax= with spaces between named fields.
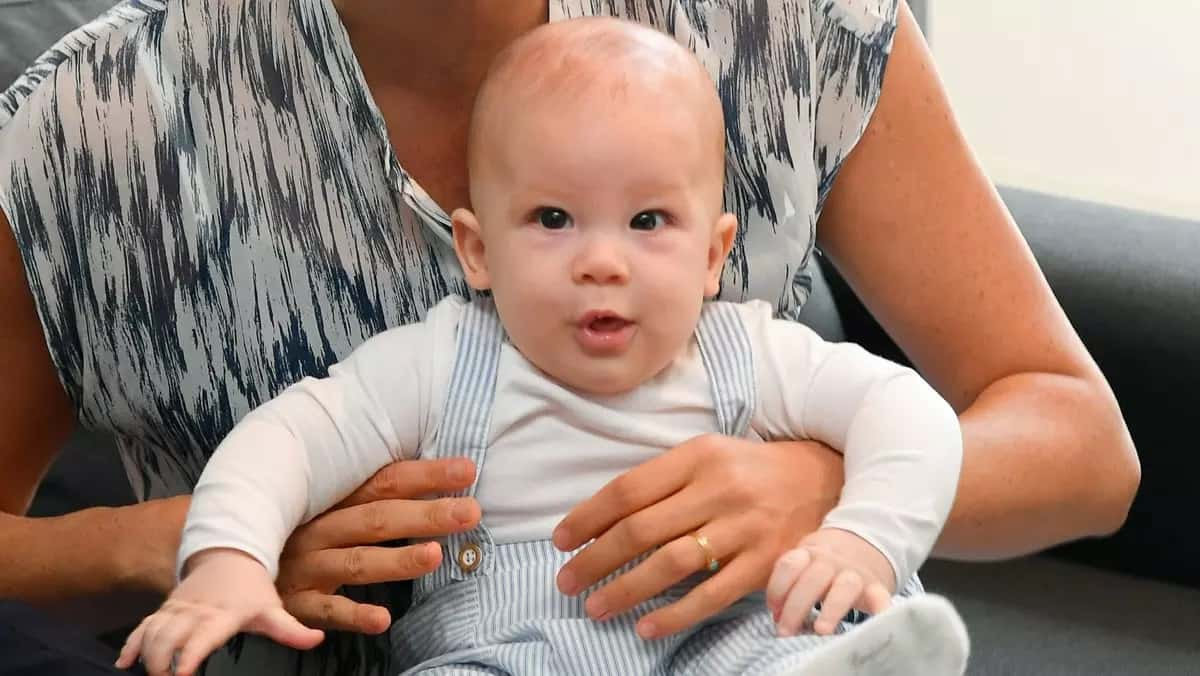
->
xmin=468 ymin=17 xmax=726 ymax=184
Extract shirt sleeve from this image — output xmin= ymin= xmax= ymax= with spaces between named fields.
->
xmin=810 ymin=0 xmax=900 ymax=212
xmin=177 ymin=298 xmax=459 ymax=580
xmin=744 ymin=300 xmax=961 ymax=587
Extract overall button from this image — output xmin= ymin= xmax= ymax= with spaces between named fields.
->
xmin=457 ymin=542 xmax=483 ymax=572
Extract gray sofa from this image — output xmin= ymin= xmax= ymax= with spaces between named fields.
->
xmin=5 ymin=2 xmax=1200 ymax=674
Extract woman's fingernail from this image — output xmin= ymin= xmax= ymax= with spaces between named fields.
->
xmin=636 ymin=620 xmax=657 ymax=639
xmin=586 ymin=596 xmax=606 ymax=619
xmin=448 ymin=461 xmax=471 ymax=483
xmin=370 ymin=607 xmax=391 ymax=631
xmin=452 ymin=502 xmax=474 ymax=525
xmin=552 ymin=527 xmax=570 ymax=550
xmin=421 ymin=542 xmax=441 ymax=566
xmin=558 ymin=570 xmax=577 ymax=595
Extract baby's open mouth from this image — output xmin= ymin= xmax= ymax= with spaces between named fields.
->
xmin=587 ymin=315 xmax=631 ymax=332
xmin=575 ymin=311 xmax=637 ymax=355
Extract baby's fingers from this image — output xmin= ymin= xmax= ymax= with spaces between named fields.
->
xmin=114 ymin=617 xmax=150 ymax=669
xmin=863 ymin=581 xmax=892 ymax=615
xmin=141 ymin=613 xmax=199 ymax=676
xmin=171 ymin=613 xmax=243 ymax=676
xmin=247 ymin=606 xmax=325 ymax=650
xmin=776 ymin=558 xmax=835 ymax=637
xmin=766 ymin=548 xmax=810 ymax=618
xmin=812 ymin=570 xmax=864 ymax=636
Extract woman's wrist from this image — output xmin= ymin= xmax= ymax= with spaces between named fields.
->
xmin=109 ymin=495 xmax=190 ymax=595
xmin=0 ymin=496 xmax=186 ymax=603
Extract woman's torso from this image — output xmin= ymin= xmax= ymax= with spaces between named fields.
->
xmin=0 ymin=0 xmax=897 ymax=673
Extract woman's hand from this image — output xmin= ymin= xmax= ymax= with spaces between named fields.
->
xmin=551 ymin=435 xmax=843 ymax=639
xmin=273 ymin=458 xmax=481 ymax=635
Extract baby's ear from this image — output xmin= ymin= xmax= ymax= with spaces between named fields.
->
xmin=705 ymin=213 xmax=737 ymax=297
xmin=452 ymin=208 xmax=491 ymax=290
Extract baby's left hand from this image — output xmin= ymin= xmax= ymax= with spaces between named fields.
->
xmin=115 ymin=549 xmax=323 ymax=675
xmin=765 ymin=528 xmax=895 ymax=636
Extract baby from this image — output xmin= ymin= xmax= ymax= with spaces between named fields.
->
xmin=119 ymin=17 xmax=969 ymax=676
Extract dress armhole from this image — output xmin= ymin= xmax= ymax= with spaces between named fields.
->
xmin=810 ymin=0 xmax=901 ymax=213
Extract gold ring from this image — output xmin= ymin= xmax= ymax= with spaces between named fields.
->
xmin=691 ymin=532 xmax=720 ymax=573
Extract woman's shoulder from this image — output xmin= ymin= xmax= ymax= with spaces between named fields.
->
xmin=812 ymin=0 xmax=898 ymax=40
xmin=807 ymin=0 xmax=900 ymax=210
xmin=0 ymin=0 xmax=333 ymax=133
xmin=0 ymin=1 xmax=166 ymax=130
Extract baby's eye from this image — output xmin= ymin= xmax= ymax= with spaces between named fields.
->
xmin=537 ymin=208 xmax=572 ymax=230
xmin=630 ymin=210 xmax=666 ymax=231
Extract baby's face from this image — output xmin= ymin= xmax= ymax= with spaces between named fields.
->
xmin=454 ymin=85 xmax=734 ymax=395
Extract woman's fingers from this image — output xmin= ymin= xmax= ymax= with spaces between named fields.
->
xmin=557 ymin=485 xmax=711 ymax=596
xmin=579 ymin=519 xmax=742 ymax=622
xmin=634 ymin=554 xmax=763 ymax=639
xmin=268 ymin=461 xmax=481 ymax=639
xmin=283 ymin=589 xmax=393 ymax=635
xmin=336 ymin=458 xmax=476 ymax=509
xmin=813 ymin=570 xmax=864 ymax=635
xmin=553 ymin=439 xmax=700 ymax=552
xmin=280 ymin=541 xmax=442 ymax=594
xmin=285 ymin=498 xmax=479 ymax=554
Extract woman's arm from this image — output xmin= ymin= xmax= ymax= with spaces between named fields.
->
xmin=0 ymin=207 xmax=184 ymax=601
xmin=817 ymin=1 xmax=1140 ymax=559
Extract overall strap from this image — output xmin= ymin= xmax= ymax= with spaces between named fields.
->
xmin=422 ymin=297 xmax=506 ymax=592
xmin=694 ymin=302 xmax=757 ymax=438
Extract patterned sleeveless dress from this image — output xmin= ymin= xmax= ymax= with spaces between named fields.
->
xmin=0 ymin=0 xmax=898 ymax=673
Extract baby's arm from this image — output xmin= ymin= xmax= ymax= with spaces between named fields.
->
xmin=744 ymin=302 xmax=962 ymax=635
xmin=116 ymin=306 xmax=449 ymax=675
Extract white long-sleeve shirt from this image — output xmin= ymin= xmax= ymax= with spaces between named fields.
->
xmin=181 ymin=297 xmax=961 ymax=588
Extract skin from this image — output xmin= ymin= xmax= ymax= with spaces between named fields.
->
xmin=0 ymin=0 xmax=1137 ymax=659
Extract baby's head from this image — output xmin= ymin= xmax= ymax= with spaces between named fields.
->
xmin=452 ymin=17 xmax=735 ymax=395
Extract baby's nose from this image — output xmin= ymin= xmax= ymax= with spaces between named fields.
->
xmin=572 ymin=238 xmax=630 ymax=285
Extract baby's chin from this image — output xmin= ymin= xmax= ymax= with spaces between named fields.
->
xmin=528 ymin=352 xmax=664 ymax=397
xmin=543 ymin=361 xmax=652 ymax=397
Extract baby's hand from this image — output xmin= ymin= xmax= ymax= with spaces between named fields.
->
xmin=115 ymin=548 xmax=324 ymax=676
xmin=765 ymin=528 xmax=895 ymax=637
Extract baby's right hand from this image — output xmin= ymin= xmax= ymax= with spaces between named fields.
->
xmin=115 ymin=548 xmax=325 ymax=676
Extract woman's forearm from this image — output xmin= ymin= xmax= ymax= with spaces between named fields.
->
xmin=0 ymin=496 xmax=188 ymax=604
xmin=933 ymin=370 xmax=1140 ymax=560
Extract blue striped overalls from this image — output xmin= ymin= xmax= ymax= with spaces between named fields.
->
xmin=391 ymin=299 xmax=920 ymax=675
